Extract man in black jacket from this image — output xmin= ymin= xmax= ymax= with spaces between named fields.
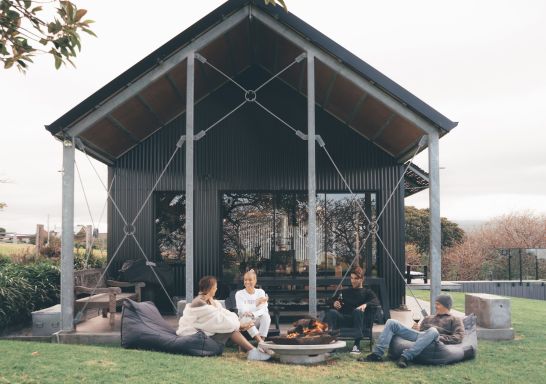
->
xmin=324 ymin=267 xmax=381 ymax=354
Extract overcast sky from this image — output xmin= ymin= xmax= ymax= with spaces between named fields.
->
xmin=1 ymin=0 xmax=545 ymax=234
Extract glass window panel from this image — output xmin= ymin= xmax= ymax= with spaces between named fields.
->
xmin=221 ymin=192 xmax=378 ymax=279
xmin=155 ymin=192 xmax=185 ymax=263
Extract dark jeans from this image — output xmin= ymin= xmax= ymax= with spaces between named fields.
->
xmin=324 ymin=308 xmax=366 ymax=345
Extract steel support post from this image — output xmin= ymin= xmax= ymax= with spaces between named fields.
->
xmin=61 ymin=139 xmax=75 ymax=331
xmin=185 ymin=52 xmax=195 ymax=302
xmin=428 ymin=130 xmax=441 ymax=313
xmin=307 ymin=52 xmax=317 ymax=317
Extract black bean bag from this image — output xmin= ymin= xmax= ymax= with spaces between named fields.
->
xmin=121 ymin=299 xmax=224 ymax=356
xmin=388 ymin=314 xmax=477 ymax=365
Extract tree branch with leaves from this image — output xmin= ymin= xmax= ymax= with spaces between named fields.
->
xmin=0 ymin=0 xmax=95 ymax=71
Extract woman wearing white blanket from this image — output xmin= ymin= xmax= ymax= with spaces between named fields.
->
xmin=235 ymin=269 xmax=271 ymax=343
xmin=177 ymin=275 xmax=271 ymax=361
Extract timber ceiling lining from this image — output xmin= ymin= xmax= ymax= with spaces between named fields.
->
xmin=254 ymin=20 xmax=276 ymax=73
xmin=166 ymin=60 xmax=188 ymax=104
xmin=224 ymin=21 xmax=251 ymax=74
xmin=111 ymin=97 xmax=161 ymax=140
xmin=314 ymin=59 xmax=334 ymax=106
xmin=325 ymin=73 xmax=365 ymax=122
xmin=276 ymin=35 xmax=305 ymax=89
xmin=351 ymin=97 xmax=393 ymax=139
xmin=374 ymin=116 xmax=425 ymax=155
xmin=80 ymin=118 xmax=135 ymax=157
xmin=73 ymin=16 xmax=432 ymax=161
xmin=139 ymin=76 xmax=185 ymax=123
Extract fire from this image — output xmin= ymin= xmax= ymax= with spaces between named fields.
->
xmin=287 ymin=319 xmax=329 ymax=338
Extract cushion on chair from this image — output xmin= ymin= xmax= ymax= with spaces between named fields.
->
xmin=121 ymin=299 xmax=224 ymax=356
xmin=388 ymin=314 xmax=477 ymax=365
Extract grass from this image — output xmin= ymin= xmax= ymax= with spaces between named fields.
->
xmin=1 ymin=292 xmax=546 ymax=383
xmin=0 ymin=243 xmax=35 ymax=257
xmin=0 ymin=242 xmax=106 ymax=262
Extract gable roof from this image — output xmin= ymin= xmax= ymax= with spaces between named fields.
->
xmin=46 ymin=0 xmax=457 ymax=165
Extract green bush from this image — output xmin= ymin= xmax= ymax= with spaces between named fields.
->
xmin=74 ymin=251 xmax=106 ymax=270
xmin=0 ymin=261 xmax=60 ymax=330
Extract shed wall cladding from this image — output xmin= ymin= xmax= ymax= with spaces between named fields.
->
xmin=108 ymin=67 xmax=406 ymax=308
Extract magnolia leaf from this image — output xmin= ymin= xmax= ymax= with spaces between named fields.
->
xmin=276 ymin=0 xmax=288 ymax=11
xmin=31 ymin=6 xmax=43 ymax=14
xmin=263 ymin=0 xmax=287 ymax=11
xmin=53 ymin=53 xmax=62 ymax=69
xmin=81 ymin=27 xmax=97 ymax=37
xmin=4 ymin=58 xmax=14 ymax=69
xmin=75 ymin=9 xmax=87 ymax=22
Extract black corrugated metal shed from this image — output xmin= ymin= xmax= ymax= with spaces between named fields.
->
xmin=47 ymin=0 xmax=455 ymax=311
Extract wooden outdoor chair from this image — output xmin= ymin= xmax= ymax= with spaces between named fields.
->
xmin=74 ymin=280 xmax=145 ymax=329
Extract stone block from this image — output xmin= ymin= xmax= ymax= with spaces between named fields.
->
xmin=465 ymin=293 xmax=511 ymax=329
xmin=32 ymin=304 xmax=61 ymax=336
xmin=476 ymin=326 xmax=515 ymax=341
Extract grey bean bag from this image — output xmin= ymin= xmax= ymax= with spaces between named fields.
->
xmin=388 ymin=314 xmax=477 ymax=365
xmin=121 ymin=299 xmax=224 ymax=356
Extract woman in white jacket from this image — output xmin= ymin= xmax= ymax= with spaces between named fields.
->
xmin=177 ymin=275 xmax=271 ymax=361
xmin=235 ymin=269 xmax=271 ymax=343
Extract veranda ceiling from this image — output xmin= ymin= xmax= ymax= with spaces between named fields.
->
xmin=46 ymin=0 xmax=456 ymax=166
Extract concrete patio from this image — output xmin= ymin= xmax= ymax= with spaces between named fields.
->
xmin=2 ymin=296 xmax=466 ymax=346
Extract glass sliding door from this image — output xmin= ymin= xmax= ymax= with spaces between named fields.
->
xmin=221 ymin=191 xmax=378 ymax=281
xmin=316 ymin=192 xmax=378 ymax=277
xmin=155 ymin=192 xmax=186 ymax=262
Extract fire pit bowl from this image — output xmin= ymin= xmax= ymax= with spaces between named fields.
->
xmin=259 ymin=341 xmax=346 ymax=364
xmin=268 ymin=334 xmax=336 ymax=345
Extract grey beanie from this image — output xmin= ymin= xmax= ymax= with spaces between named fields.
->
xmin=435 ymin=294 xmax=453 ymax=310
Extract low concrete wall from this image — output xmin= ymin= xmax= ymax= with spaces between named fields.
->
xmin=451 ymin=280 xmax=546 ymax=300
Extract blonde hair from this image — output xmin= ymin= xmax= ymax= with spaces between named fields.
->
xmin=243 ymin=269 xmax=257 ymax=279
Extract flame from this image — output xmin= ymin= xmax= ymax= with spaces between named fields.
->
xmin=287 ymin=319 xmax=329 ymax=338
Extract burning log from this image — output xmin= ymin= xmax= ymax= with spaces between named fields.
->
xmin=269 ymin=318 xmax=338 ymax=345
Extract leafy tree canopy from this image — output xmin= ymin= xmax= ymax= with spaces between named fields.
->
xmin=0 ymin=0 xmax=95 ymax=71
xmin=405 ymin=206 xmax=465 ymax=255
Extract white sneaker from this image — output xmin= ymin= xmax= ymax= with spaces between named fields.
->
xmin=247 ymin=348 xmax=272 ymax=361
xmin=350 ymin=345 xmax=361 ymax=355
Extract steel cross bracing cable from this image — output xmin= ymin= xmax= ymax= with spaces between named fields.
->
xmin=70 ymin=53 xmax=430 ymax=318
xmin=195 ymin=52 xmax=305 ymax=138
xmin=72 ymin=138 xmax=186 ymax=320
xmin=70 ymin=52 xmax=307 ymax=320
xmin=200 ymin=51 xmax=429 ymax=314
xmin=74 ymin=159 xmax=116 ymax=268
xmin=319 ymin=136 xmax=429 ymax=316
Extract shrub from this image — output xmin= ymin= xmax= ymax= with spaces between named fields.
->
xmin=74 ymin=251 xmax=106 ymax=270
xmin=0 ymin=261 xmax=60 ymax=330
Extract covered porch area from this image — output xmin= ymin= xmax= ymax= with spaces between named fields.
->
xmin=45 ymin=0 xmax=456 ymax=334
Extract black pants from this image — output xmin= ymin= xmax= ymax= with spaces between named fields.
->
xmin=325 ymin=309 xmax=365 ymax=334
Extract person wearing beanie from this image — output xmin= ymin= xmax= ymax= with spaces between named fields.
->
xmin=360 ymin=293 xmax=464 ymax=368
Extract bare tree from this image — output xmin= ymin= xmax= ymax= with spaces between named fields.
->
xmin=443 ymin=211 xmax=546 ymax=280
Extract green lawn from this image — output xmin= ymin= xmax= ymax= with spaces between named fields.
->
xmin=1 ymin=292 xmax=545 ymax=384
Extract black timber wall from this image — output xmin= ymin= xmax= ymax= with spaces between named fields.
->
xmin=108 ymin=66 xmax=406 ymax=308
